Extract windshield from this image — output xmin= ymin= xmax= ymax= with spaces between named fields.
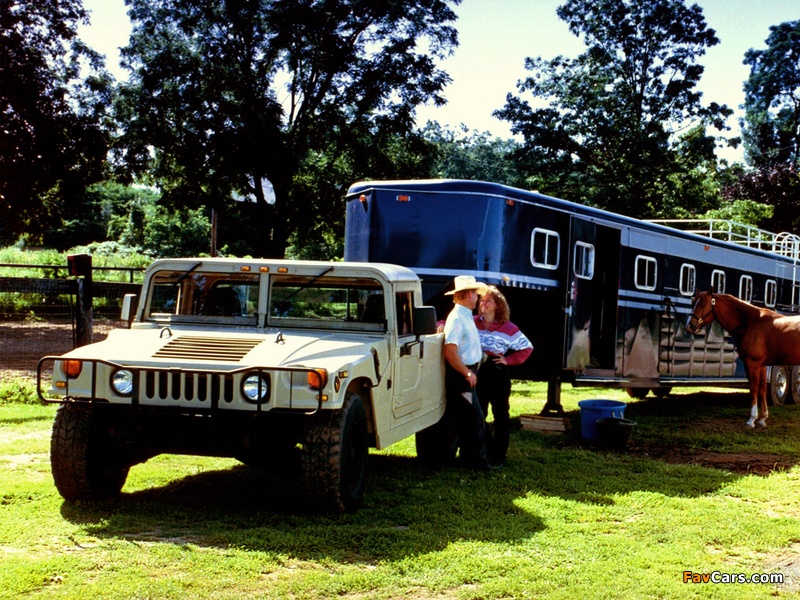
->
xmin=146 ymin=270 xmax=260 ymax=325
xmin=269 ymin=276 xmax=385 ymax=331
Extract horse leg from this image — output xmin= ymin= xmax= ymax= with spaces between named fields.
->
xmin=745 ymin=363 xmax=761 ymax=428
xmin=756 ymin=366 xmax=769 ymax=428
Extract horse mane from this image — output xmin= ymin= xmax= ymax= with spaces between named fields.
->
xmin=713 ymin=292 xmax=768 ymax=332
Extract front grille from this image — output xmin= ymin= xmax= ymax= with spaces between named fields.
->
xmin=141 ymin=370 xmax=236 ymax=404
xmin=152 ymin=336 xmax=262 ymax=362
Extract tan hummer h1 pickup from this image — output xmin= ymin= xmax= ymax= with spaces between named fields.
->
xmin=38 ymin=258 xmax=457 ymax=512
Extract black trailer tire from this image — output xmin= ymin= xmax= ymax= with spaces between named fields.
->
xmin=790 ymin=366 xmax=800 ymax=405
xmin=626 ymin=388 xmax=649 ymax=399
xmin=415 ymin=403 xmax=458 ymax=468
xmin=301 ymin=391 xmax=369 ymax=513
xmin=50 ymin=403 xmax=130 ymax=501
xmin=769 ymin=365 xmax=789 ymax=406
xmin=652 ymin=387 xmax=672 ymax=399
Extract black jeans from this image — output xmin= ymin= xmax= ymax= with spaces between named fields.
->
xmin=477 ymin=359 xmax=512 ymax=465
xmin=445 ymin=364 xmax=488 ymax=469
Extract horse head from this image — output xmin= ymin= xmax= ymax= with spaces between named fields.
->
xmin=686 ymin=288 xmax=716 ymax=334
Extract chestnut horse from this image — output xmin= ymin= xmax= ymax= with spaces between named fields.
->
xmin=686 ymin=289 xmax=800 ymax=427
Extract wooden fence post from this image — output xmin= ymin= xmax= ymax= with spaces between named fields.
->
xmin=68 ymin=254 xmax=93 ymax=347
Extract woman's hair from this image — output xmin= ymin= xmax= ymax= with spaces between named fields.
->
xmin=483 ymin=285 xmax=510 ymax=323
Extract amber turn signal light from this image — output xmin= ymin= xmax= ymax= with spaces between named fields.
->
xmin=307 ymin=369 xmax=328 ymax=389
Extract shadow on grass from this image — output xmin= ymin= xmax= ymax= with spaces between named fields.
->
xmin=56 ymin=424 xmax=747 ymax=562
xmin=531 ymin=389 xmax=800 ymax=476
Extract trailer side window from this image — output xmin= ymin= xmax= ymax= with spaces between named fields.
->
xmin=573 ymin=242 xmax=594 ymax=280
xmin=634 ymin=256 xmax=657 ymax=291
xmin=765 ymin=280 xmax=777 ymax=308
xmin=530 ymin=229 xmax=560 ymax=269
xmin=711 ymin=270 xmax=726 ymax=294
xmin=679 ymin=264 xmax=696 ymax=296
xmin=739 ymin=275 xmax=753 ymax=302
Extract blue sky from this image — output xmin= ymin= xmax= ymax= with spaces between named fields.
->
xmin=80 ymin=0 xmax=799 ymax=163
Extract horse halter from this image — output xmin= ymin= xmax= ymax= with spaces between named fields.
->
xmin=690 ymin=291 xmax=716 ymax=329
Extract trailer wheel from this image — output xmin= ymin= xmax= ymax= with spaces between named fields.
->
xmin=415 ymin=402 xmax=458 ymax=468
xmin=790 ymin=366 xmax=800 ymax=405
xmin=769 ymin=365 xmax=789 ymax=405
xmin=50 ymin=403 xmax=130 ymax=501
xmin=626 ymin=388 xmax=649 ymax=399
xmin=301 ymin=391 xmax=368 ymax=513
xmin=652 ymin=387 xmax=672 ymax=399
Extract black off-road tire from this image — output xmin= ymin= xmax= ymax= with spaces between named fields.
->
xmin=300 ymin=391 xmax=369 ymax=513
xmin=415 ymin=402 xmax=458 ymax=468
xmin=50 ymin=403 xmax=130 ymax=501
xmin=769 ymin=365 xmax=789 ymax=406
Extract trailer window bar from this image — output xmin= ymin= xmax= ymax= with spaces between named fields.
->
xmin=739 ymin=275 xmax=753 ymax=303
xmin=765 ymin=279 xmax=777 ymax=308
xmin=573 ymin=242 xmax=594 ymax=280
xmin=634 ymin=255 xmax=657 ymax=291
xmin=679 ymin=264 xmax=696 ymax=296
xmin=711 ymin=270 xmax=726 ymax=294
xmin=530 ymin=228 xmax=560 ymax=270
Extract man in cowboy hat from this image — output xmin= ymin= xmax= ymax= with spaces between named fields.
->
xmin=442 ymin=275 xmax=493 ymax=472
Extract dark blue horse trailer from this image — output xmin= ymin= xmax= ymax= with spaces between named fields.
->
xmin=343 ymin=179 xmax=800 ymax=412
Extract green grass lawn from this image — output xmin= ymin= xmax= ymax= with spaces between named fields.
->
xmin=1 ymin=382 xmax=799 ymax=599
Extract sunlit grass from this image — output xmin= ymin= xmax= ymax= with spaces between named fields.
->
xmin=1 ymin=382 xmax=798 ymax=599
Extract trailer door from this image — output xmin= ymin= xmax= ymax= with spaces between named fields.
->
xmin=564 ymin=218 xmax=620 ymax=371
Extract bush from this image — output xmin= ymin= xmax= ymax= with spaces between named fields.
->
xmin=0 ymin=380 xmax=39 ymax=404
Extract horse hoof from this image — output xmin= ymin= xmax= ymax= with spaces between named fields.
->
xmin=745 ymin=421 xmax=755 ymax=429
xmin=756 ymin=420 xmax=767 ymax=428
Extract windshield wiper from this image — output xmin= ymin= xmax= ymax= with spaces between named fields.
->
xmin=176 ymin=261 xmax=203 ymax=283
xmin=282 ymin=266 xmax=335 ymax=300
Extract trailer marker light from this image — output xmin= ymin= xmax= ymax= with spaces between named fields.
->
xmin=278 ymin=267 xmax=288 ymax=273
xmin=241 ymin=265 xmax=251 ymax=271
xmin=506 ymin=199 xmax=515 ymax=206
xmin=397 ymin=194 xmax=410 ymax=202
xmin=704 ymin=246 xmax=710 ymax=251
xmin=260 ymin=267 xmax=269 ymax=272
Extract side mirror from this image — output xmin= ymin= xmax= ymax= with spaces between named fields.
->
xmin=413 ymin=306 xmax=438 ymax=335
xmin=121 ymin=294 xmax=139 ymax=328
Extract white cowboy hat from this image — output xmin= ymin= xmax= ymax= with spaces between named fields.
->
xmin=445 ymin=275 xmax=488 ymax=295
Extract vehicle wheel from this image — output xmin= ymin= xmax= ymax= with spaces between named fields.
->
xmin=652 ymin=387 xmax=672 ymax=399
xmin=790 ymin=365 xmax=800 ymax=405
xmin=50 ymin=403 xmax=130 ymax=501
xmin=626 ymin=388 xmax=649 ymax=399
xmin=769 ymin=365 xmax=789 ymax=405
xmin=301 ymin=391 xmax=369 ymax=513
xmin=415 ymin=402 xmax=458 ymax=468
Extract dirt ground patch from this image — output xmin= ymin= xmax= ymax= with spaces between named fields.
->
xmin=627 ymin=443 xmax=797 ymax=476
xmin=0 ymin=320 xmax=121 ymax=382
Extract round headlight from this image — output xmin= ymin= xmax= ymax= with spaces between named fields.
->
xmin=111 ymin=369 xmax=134 ymax=396
xmin=242 ymin=373 xmax=270 ymax=403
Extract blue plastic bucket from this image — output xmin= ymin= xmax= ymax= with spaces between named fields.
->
xmin=578 ymin=400 xmax=627 ymax=441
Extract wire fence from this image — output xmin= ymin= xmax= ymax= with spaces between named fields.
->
xmin=0 ymin=260 xmax=143 ymax=383
xmin=0 ymin=294 xmax=128 ymax=382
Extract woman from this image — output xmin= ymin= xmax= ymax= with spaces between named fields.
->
xmin=475 ymin=286 xmax=532 ymax=468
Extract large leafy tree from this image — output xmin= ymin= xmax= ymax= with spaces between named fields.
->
xmin=494 ymin=0 xmax=731 ymax=219
xmin=0 ymin=0 xmax=112 ymax=243
xmin=741 ymin=20 xmax=800 ymax=168
xmin=114 ymin=0 xmax=459 ymax=257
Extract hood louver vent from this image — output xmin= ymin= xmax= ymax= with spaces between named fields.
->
xmin=153 ymin=336 xmax=262 ymax=362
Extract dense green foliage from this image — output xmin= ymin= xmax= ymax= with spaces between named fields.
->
xmin=495 ymin=0 xmax=733 ymax=220
xmin=113 ymin=0 xmax=460 ymax=257
xmin=3 ymin=1 xmax=799 ymax=253
xmin=742 ymin=20 xmax=800 ymax=168
xmin=0 ymin=0 xmax=112 ymax=244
